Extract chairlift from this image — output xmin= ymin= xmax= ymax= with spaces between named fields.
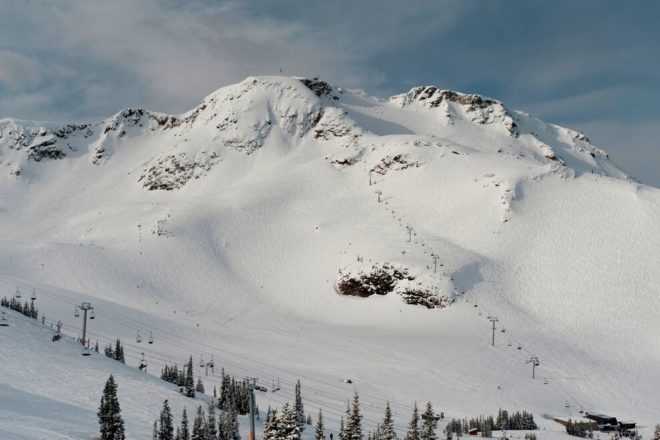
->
xmin=139 ymin=352 xmax=148 ymax=371
xmin=148 ymin=332 xmax=153 ymax=344
xmin=271 ymin=378 xmax=281 ymax=392
xmin=208 ymin=354 xmax=214 ymax=369
xmin=74 ymin=306 xmax=80 ymax=317
xmin=15 ymin=287 xmax=21 ymax=299
xmin=478 ymin=311 xmax=483 ymax=316
xmin=579 ymin=406 xmax=584 ymax=414
xmin=0 ymin=312 xmax=9 ymax=327
xmin=89 ymin=309 xmax=95 ymax=320
xmin=517 ymin=345 xmax=522 ymax=350
xmin=501 ymin=328 xmax=506 ymax=333
xmin=81 ymin=340 xmax=92 ymax=356
xmin=544 ymin=378 xmax=548 ymax=385
xmin=200 ymin=355 xmax=205 ymax=368
xmin=136 ymin=331 xmax=142 ymax=343
xmin=31 ymin=289 xmax=37 ymax=301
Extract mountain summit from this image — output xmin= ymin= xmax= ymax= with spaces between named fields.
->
xmin=1 ymin=76 xmax=659 ymax=434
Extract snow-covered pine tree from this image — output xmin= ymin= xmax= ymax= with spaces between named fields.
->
xmin=263 ymin=409 xmax=280 ymax=440
xmin=221 ymin=401 xmax=240 ymax=440
xmin=279 ymin=403 xmax=302 ymax=440
xmin=95 ymin=340 xmax=99 ymax=353
xmin=347 ymin=391 xmax=363 ymax=440
xmin=159 ymin=400 xmax=175 ymax=440
xmin=339 ymin=417 xmax=346 ymax=440
xmin=404 ymin=402 xmax=420 ymax=440
xmin=294 ymin=380 xmax=305 ymax=429
xmin=307 ymin=413 xmax=313 ymax=425
xmin=207 ymin=399 xmax=218 ymax=440
xmin=654 ymin=425 xmax=660 ymax=440
xmin=185 ymin=356 xmax=195 ymax=398
xmin=380 ymin=402 xmax=397 ymax=440
xmin=153 ymin=421 xmax=158 ymax=440
xmin=192 ymin=406 xmax=208 ymax=440
xmin=180 ymin=407 xmax=190 ymax=440
xmin=315 ymin=409 xmax=325 ymax=440
xmin=114 ymin=339 xmax=125 ymax=363
xmin=420 ymin=403 xmax=436 ymax=440
xmin=98 ymin=375 xmax=126 ymax=440
xmin=220 ymin=373 xmax=231 ymax=411
xmin=196 ymin=377 xmax=205 ymax=394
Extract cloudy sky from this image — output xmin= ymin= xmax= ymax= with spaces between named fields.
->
xmin=1 ymin=0 xmax=658 ymax=186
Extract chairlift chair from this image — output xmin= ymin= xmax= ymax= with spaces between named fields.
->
xmin=81 ymin=340 xmax=92 ymax=356
xmin=501 ymin=328 xmax=506 ymax=333
xmin=271 ymin=378 xmax=281 ymax=392
xmin=31 ymin=289 xmax=37 ymax=301
xmin=517 ymin=345 xmax=522 ymax=350
xmin=89 ymin=309 xmax=95 ymax=320
xmin=148 ymin=332 xmax=153 ymax=344
xmin=15 ymin=287 xmax=21 ymax=299
xmin=74 ymin=307 xmax=80 ymax=317
xmin=0 ymin=312 xmax=9 ymax=327
xmin=136 ymin=331 xmax=142 ymax=343
xmin=200 ymin=355 xmax=205 ymax=368
xmin=139 ymin=352 xmax=148 ymax=371
xmin=544 ymin=378 xmax=548 ymax=385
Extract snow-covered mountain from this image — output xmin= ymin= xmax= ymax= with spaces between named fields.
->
xmin=1 ymin=76 xmax=659 ymax=438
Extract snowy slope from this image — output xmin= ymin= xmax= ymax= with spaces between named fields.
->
xmin=0 ymin=76 xmax=658 ymax=438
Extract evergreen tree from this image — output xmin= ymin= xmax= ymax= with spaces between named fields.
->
xmin=159 ymin=400 xmax=175 ymax=440
xmin=180 ymin=408 xmax=190 ymax=440
xmin=347 ymin=391 xmax=363 ymax=440
xmin=654 ymin=425 xmax=660 ymax=440
xmin=339 ymin=416 xmax=346 ymax=440
xmin=98 ymin=375 xmax=126 ymax=440
xmin=185 ymin=356 xmax=195 ymax=398
xmin=192 ymin=406 xmax=208 ymax=440
xmin=176 ymin=427 xmax=182 ymax=440
xmin=207 ymin=399 xmax=218 ymax=440
xmin=95 ymin=340 xmax=99 ymax=353
xmin=420 ymin=403 xmax=437 ymax=440
xmin=294 ymin=380 xmax=305 ymax=429
xmin=153 ymin=421 xmax=159 ymax=440
xmin=405 ymin=403 xmax=420 ymax=440
xmin=114 ymin=339 xmax=125 ymax=363
xmin=380 ymin=402 xmax=397 ymax=440
xmin=220 ymin=371 xmax=231 ymax=410
xmin=307 ymin=413 xmax=313 ymax=425
xmin=196 ymin=377 xmax=205 ymax=394
xmin=315 ymin=409 xmax=325 ymax=440
xmin=279 ymin=403 xmax=302 ymax=440
xmin=221 ymin=401 xmax=240 ymax=440
xmin=263 ymin=409 xmax=280 ymax=440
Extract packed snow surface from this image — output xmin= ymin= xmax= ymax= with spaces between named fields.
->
xmin=0 ymin=76 xmax=658 ymax=438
